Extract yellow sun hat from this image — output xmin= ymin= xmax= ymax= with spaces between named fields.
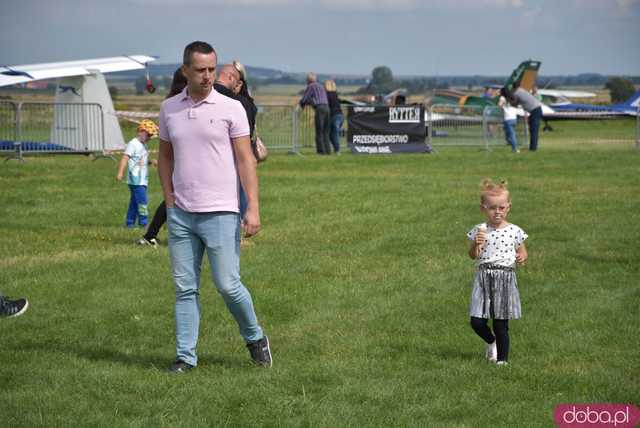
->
xmin=137 ymin=119 xmax=158 ymax=137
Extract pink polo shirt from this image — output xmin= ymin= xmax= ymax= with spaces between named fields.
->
xmin=159 ymin=88 xmax=250 ymax=212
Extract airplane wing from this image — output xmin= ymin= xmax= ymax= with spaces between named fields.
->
xmin=0 ymin=55 xmax=157 ymax=87
xmin=538 ymin=89 xmax=596 ymax=98
xmin=339 ymin=99 xmax=367 ymax=106
xmin=543 ymin=110 xmax=629 ymax=120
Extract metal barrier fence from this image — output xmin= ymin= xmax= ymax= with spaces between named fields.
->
xmin=427 ymin=104 xmax=526 ymax=150
xmin=3 ymin=102 xmax=637 ymax=159
xmin=255 ymin=104 xmax=300 ymax=153
xmin=1 ymin=101 xmax=105 ymax=159
xmin=482 ymin=105 xmax=529 ymax=151
xmin=427 ymin=103 xmax=640 ymax=150
xmin=296 ymin=106 xmax=316 ymax=150
xmin=262 ymin=103 xmax=525 ymax=152
xmin=256 ymin=104 xmax=349 ymax=153
xmin=0 ymin=101 xmax=18 ymax=143
xmin=276 ymin=103 xmax=640 ymax=152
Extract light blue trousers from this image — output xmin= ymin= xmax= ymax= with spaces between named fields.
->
xmin=503 ymin=119 xmax=518 ymax=152
xmin=167 ymin=206 xmax=263 ymax=366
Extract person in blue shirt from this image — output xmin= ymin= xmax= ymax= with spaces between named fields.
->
xmin=299 ymin=72 xmax=331 ymax=155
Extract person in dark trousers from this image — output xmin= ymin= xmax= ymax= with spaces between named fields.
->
xmin=0 ymin=293 xmax=28 ymax=318
xmin=324 ymin=79 xmax=343 ymax=155
xmin=505 ymin=84 xmax=543 ymax=151
xmin=138 ymin=68 xmax=187 ymax=247
xmin=299 ymin=72 xmax=331 ymax=155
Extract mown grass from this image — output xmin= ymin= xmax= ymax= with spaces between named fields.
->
xmin=1 ymin=140 xmax=639 ymax=427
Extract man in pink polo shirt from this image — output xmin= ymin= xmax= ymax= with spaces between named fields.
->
xmin=158 ymin=41 xmax=271 ymax=373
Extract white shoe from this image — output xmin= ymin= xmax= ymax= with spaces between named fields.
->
xmin=485 ymin=341 xmax=497 ymax=362
xmin=137 ymin=237 xmax=158 ymax=248
xmin=496 ymin=361 xmax=509 ymax=366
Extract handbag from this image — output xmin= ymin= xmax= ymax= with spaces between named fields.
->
xmin=252 ymin=136 xmax=268 ymax=163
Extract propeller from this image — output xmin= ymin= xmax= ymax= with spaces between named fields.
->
xmin=145 ymin=66 xmax=156 ymax=94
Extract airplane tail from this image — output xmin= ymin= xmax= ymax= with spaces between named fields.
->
xmin=619 ymin=90 xmax=640 ymax=109
xmin=504 ymin=60 xmax=541 ymax=91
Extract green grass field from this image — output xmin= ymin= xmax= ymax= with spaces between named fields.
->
xmin=1 ymin=141 xmax=639 ymax=427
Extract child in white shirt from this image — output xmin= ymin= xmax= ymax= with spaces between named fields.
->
xmin=467 ymin=179 xmax=528 ymax=365
xmin=117 ymin=120 xmax=158 ymax=228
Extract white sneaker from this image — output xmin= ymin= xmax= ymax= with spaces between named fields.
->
xmin=496 ymin=361 xmax=509 ymax=366
xmin=137 ymin=237 xmax=158 ymax=248
xmin=485 ymin=341 xmax=497 ymax=362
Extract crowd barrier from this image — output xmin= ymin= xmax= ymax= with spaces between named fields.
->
xmin=258 ymin=105 xmax=349 ymax=153
xmin=3 ymin=101 xmax=638 ymax=160
xmin=260 ymin=103 xmax=520 ymax=153
xmin=1 ymin=101 xmax=105 ymax=161
xmin=286 ymin=103 xmax=639 ymax=152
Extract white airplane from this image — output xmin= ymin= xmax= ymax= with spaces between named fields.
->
xmin=0 ymin=55 xmax=157 ymax=152
xmin=537 ymin=89 xmax=596 ymax=108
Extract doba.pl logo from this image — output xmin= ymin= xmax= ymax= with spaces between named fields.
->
xmin=554 ymin=404 xmax=640 ymax=427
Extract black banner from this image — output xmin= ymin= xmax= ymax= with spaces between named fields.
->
xmin=347 ymin=104 xmax=429 ymax=154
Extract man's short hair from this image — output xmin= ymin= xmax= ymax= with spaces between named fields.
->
xmin=183 ymin=41 xmax=216 ymax=65
xmin=306 ymin=72 xmax=317 ymax=84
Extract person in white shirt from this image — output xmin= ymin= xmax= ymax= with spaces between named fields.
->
xmin=498 ymin=88 xmax=519 ymax=152
xmin=467 ymin=179 xmax=528 ymax=365
xmin=116 ymin=119 xmax=158 ymax=228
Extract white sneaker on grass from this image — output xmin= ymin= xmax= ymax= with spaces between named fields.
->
xmin=137 ymin=237 xmax=158 ymax=248
xmin=485 ymin=341 xmax=497 ymax=362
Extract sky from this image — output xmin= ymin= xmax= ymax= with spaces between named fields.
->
xmin=1 ymin=0 xmax=639 ymax=77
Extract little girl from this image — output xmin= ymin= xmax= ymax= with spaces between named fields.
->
xmin=467 ymin=179 xmax=528 ymax=365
